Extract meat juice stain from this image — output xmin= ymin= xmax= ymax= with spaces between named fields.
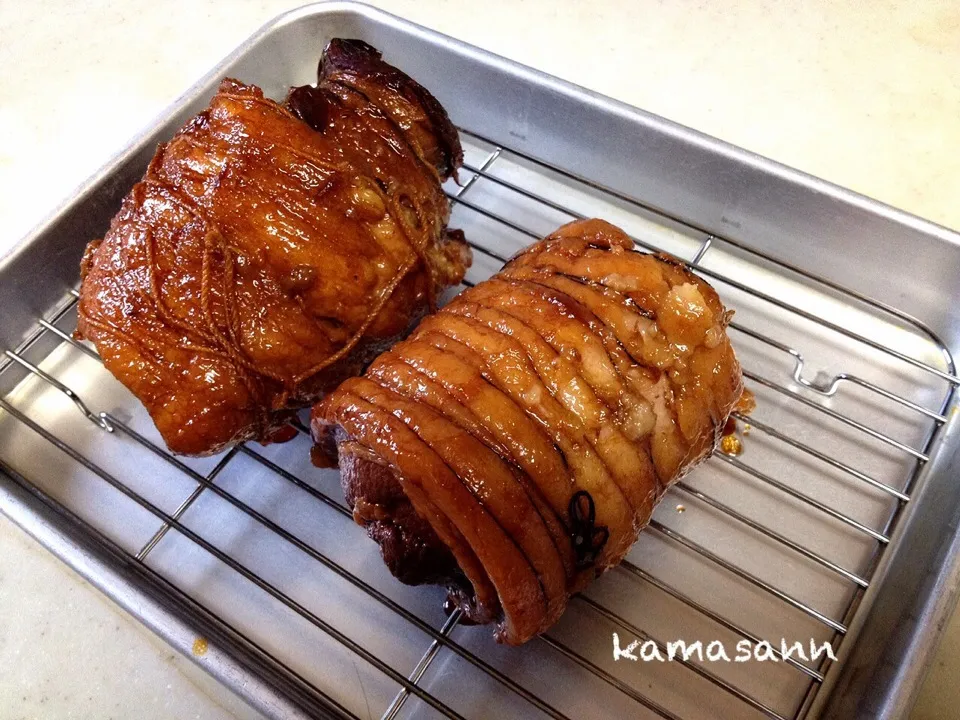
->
xmin=720 ymin=404 xmax=748 ymax=456
xmin=192 ymin=637 xmax=209 ymax=656
xmin=722 ymin=416 xmax=737 ymax=436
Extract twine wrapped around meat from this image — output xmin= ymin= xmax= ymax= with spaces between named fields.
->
xmin=77 ymin=40 xmax=469 ymax=455
xmin=315 ymin=218 xmax=744 ymax=644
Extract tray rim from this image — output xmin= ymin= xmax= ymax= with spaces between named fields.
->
xmin=6 ymin=1 xmax=960 ymax=273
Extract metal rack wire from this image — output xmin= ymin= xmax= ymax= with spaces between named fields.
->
xmin=0 ymin=126 xmax=956 ymax=720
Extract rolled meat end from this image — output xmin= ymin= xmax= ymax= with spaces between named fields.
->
xmin=314 ymin=218 xmax=744 ymax=644
xmin=366 ymin=350 xmax=578 ymax=581
xmin=349 ymin=376 xmax=569 ymax=631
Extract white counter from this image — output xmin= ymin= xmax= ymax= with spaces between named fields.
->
xmin=1 ymin=1 xmax=958 ymax=717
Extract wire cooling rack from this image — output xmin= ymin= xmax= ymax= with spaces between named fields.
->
xmin=0 ymin=127 xmax=956 ymax=720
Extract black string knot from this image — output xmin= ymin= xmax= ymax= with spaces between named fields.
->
xmin=568 ymin=490 xmax=609 ymax=569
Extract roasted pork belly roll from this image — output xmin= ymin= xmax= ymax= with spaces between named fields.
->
xmin=77 ymin=39 xmax=469 ymax=455
xmin=314 ymin=218 xmax=743 ymax=644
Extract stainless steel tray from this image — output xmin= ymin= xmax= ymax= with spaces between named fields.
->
xmin=2 ymin=3 xmax=960 ymax=718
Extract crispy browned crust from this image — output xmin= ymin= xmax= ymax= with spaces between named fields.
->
xmin=314 ymin=420 xmax=461 ymax=587
xmin=319 ymin=39 xmax=463 ymax=180
xmin=77 ymin=42 xmax=467 ymax=456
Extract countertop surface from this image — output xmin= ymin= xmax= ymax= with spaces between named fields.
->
xmin=1 ymin=1 xmax=959 ymax=718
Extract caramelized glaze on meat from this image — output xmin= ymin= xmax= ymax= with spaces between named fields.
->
xmin=315 ymin=219 xmax=743 ymax=644
xmin=77 ymin=40 xmax=469 ymax=455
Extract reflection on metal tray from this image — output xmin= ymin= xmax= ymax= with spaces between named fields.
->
xmin=1 ymin=4 xmax=959 ymax=719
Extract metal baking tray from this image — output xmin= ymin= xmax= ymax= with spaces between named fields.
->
xmin=2 ymin=3 xmax=959 ymax=718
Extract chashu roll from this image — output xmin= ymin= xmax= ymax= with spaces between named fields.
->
xmin=313 ymin=218 xmax=743 ymax=644
xmin=77 ymin=39 xmax=469 ymax=455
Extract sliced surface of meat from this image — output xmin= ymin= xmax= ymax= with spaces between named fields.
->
xmin=315 ymin=218 xmax=744 ymax=644
xmin=77 ymin=39 xmax=469 ymax=455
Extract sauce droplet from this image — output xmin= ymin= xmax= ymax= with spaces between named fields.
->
xmin=192 ymin=637 xmax=208 ymax=656
xmin=722 ymin=416 xmax=737 ymax=436
xmin=720 ymin=434 xmax=743 ymax=456
xmin=742 ymin=423 xmax=751 ymax=436
xmin=735 ymin=388 xmax=756 ymax=415
xmin=676 ymin=504 xmax=686 ymax=514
